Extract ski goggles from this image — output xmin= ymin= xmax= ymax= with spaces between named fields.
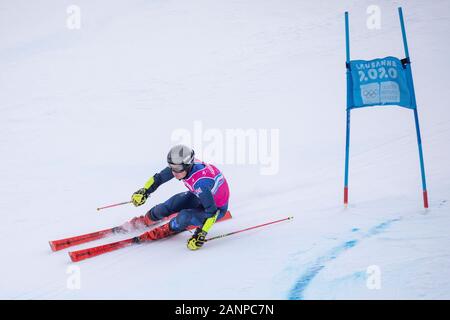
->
xmin=169 ymin=163 xmax=186 ymax=173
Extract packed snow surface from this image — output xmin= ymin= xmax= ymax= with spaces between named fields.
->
xmin=1 ymin=0 xmax=450 ymax=299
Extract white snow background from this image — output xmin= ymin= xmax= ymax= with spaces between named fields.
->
xmin=1 ymin=0 xmax=450 ymax=299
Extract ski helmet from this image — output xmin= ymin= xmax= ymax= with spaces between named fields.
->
xmin=167 ymin=144 xmax=195 ymax=173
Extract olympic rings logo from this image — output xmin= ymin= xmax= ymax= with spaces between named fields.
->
xmin=363 ymin=89 xmax=377 ymax=98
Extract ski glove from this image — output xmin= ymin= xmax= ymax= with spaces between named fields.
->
xmin=131 ymin=177 xmax=155 ymax=207
xmin=131 ymin=188 xmax=148 ymax=207
xmin=187 ymin=210 xmax=219 ymax=250
xmin=187 ymin=228 xmax=207 ymax=250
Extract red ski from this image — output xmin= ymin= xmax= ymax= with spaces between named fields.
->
xmin=49 ymin=213 xmax=178 ymax=252
xmin=68 ymin=211 xmax=232 ymax=262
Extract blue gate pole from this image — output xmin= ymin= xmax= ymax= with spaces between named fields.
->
xmin=344 ymin=12 xmax=351 ymax=207
xmin=398 ymin=7 xmax=429 ymax=208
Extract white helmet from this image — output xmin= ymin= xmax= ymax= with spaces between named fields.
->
xmin=167 ymin=145 xmax=195 ymax=173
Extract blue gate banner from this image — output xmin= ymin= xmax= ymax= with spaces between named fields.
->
xmin=349 ymin=56 xmax=414 ymax=109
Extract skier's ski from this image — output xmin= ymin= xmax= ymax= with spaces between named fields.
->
xmin=49 ymin=213 xmax=178 ymax=252
xmin=69 ymin=237 xmax=137 ymax=262
xmin=68 ymin=211 xmax=232 ymax=262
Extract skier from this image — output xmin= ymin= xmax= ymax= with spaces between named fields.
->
xmin=123 ymin=144 xmax=230 ymax=250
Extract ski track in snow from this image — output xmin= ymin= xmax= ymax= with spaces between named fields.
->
xmin=288 ymin=218 xmax=401 ymax=300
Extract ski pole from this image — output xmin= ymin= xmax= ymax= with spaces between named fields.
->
xmin=206 ymin=216 xmax=293 ymax=242
xmin=97 ymin=201 xmax=132 ymax=211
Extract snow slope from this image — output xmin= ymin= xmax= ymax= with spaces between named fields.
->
xmin=1 ymin=0 xmax=450 ymax=299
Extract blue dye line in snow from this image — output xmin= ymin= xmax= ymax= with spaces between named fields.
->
xmin=288 ymin=218 xmax=400 ymax=300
